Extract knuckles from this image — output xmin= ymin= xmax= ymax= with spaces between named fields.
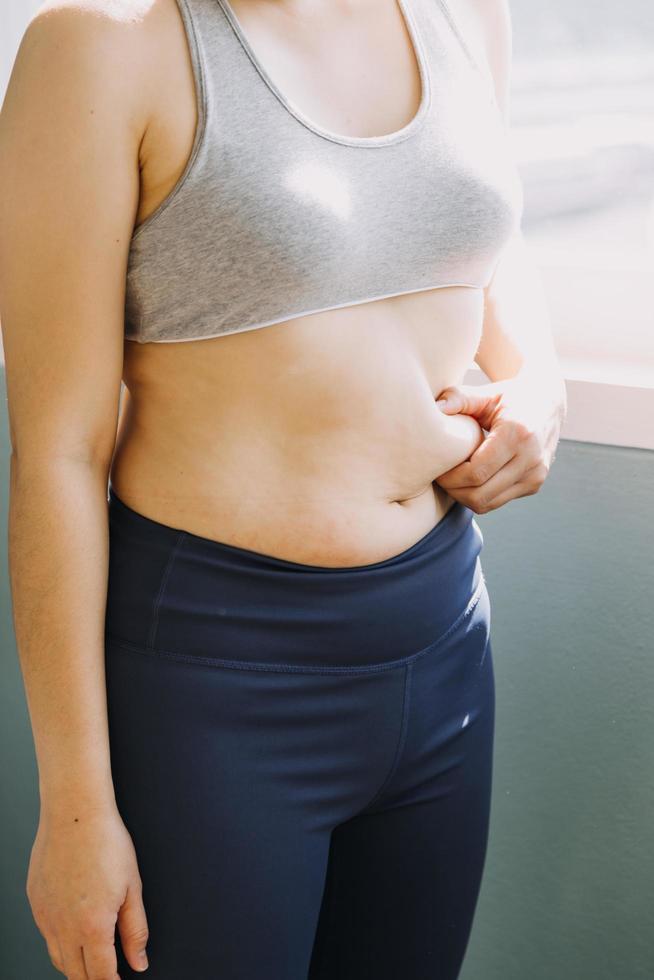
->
xmin=466 ymin=489 xmax=491 ymax=513
xmin=470 ymin=466 xmax=490 ymax=486
xmin=122 ymin=925 xmax=150 ymax=946
xmin=526 ymin=463 xmax=548 ymax=491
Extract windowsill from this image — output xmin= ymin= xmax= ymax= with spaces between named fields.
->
xmin=463 ymin=365 xmax=654 ymax=451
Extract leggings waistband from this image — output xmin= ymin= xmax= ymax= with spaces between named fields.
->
xmin=105 ymin=486 xmax=486 ymax=670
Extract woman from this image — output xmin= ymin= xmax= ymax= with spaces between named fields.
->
xmin=0 ymin=0 xmax=566 ymax=976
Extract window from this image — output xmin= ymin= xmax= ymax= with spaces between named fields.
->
xmin=508 ymin=0 xmax=654 ymax=388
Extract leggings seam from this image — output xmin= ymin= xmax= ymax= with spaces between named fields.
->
xmin=358 ymin=660 xmax=413 ymax=816
xmin=146 ymin=530 xmax=188 ymax=652
xmin=108 ymin=573 xmax=486 ymax=676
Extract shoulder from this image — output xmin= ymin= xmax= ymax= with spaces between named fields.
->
xmin=24 ymin=0 xmax=155 ymax=50
xmin=14 ymin=0 xmax=166 ymax=120
xmin=445 ymin=0 xmax=513 ymax=124
xmin=4 ymin=0 xmax=185 ymax=158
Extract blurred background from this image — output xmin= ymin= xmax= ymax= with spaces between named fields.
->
xmin=1 ymin=1 xmax=653 ymax=978
xmin=509 ymin=0 xmax=654 ymax=388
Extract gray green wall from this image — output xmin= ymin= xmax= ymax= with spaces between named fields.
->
xmin=460 ymin=439 xmax=654 ymax=980
xmin=1 ymin=373 xmax=653 ymax=977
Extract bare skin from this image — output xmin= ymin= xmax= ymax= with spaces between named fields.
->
xmin=0 ymin=0 xmax=564 ymax=977
xmin=111 ymin=0 xmax=493 ymax=567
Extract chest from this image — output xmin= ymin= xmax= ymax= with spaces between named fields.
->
xmin=222 ymin=0 xmax=425 ymax=141
xmin=126 ymin=0 xmax=524 ymax=344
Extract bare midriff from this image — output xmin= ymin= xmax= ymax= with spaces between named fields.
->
xmin=110 ymin=285 xmax=486 ymax=568
xmin=110 ymin=0 xmax=490 ymax=568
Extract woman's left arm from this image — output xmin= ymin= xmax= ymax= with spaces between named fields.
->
xmin=434 ymin=0 xmax=567 ymax=514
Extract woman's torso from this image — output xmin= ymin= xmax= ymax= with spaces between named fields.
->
xmin=110 ymin=0 xmax=523 ymax=566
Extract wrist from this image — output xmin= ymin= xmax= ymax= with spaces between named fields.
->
xmin=39 ymin=776 xmax=117 ymax=820
xmin=40 ymin=795 xmax=119 ymax=826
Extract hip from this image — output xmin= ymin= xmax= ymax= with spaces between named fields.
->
xmin=104 ymin=482 xmax=490 ymax=672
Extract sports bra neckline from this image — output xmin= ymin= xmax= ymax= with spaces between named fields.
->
xmin=214 ymin=0 xmax=433 ymax=148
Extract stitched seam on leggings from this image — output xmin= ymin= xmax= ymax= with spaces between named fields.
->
xmin=146 ymin=530 xmax=188 ymax=652
xmin=108 ymin=573 xmax=486 ymax=675
xmin=358 ymin=660 xmax=413 ymax=816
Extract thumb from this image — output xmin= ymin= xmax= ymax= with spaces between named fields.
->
xmin=117 ymin=881 xmax=150 ymax=973
xmin=436 ymin=383 xmax=504 ymax=425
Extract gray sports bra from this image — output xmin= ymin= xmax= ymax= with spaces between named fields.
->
xmin=124 ymin=0 xmax=524 ymax=344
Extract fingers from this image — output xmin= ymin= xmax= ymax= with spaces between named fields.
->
xmin=56 ymin=913 xmax=120 ymax=980
xmin=468 ymin=469 xmax=546 ymax=514
xmin=29 ymin=896 xmax=73 ymax=977
xmin=438 ymin=427 xmax=516 ymax=492
xmin=116 ymin=880 xmax=149 ymax=973
xmin=80 ymin=919 xmax=121 ymax=979
xmin=441 ymin=454 xmax=546 ymax=514
xmin=33 ymin=901 xmax=124 ymax=980
xmin=44 ymin=935 xmax=65 ymax=974
xmin=57 ymin=938 xmax=87 ymax=979
xmin=436 ymin=383 xmax=504 ymax=428
xmin=457 ymin=454 xmax=525 ymax=513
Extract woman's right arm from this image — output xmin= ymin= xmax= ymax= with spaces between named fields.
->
xmin=0 ymin=5 xmax=154 ymax=976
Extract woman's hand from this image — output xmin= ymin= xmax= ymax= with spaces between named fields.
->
xmin=26 ymin=803 xmax=149 ymax=978
xmin=433 ymin=374 xmax=566 ymax=514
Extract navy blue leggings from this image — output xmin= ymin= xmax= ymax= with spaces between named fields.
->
xmin=105 ymin=486 xmax=495 ymax=979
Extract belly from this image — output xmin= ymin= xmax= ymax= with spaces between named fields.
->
xmin=110 ymin=286 xmax=487 ymax=566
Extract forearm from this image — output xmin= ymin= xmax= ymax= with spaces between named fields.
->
xmin=8 ymin=456 xmax=116 ymax=816
xmin=477 ymin=231 xmax=567 ymax=417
